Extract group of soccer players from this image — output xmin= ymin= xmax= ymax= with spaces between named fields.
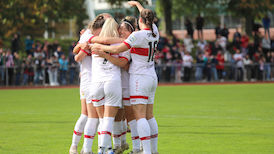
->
xmin=69 ymin=1 xmax=159 ymax=154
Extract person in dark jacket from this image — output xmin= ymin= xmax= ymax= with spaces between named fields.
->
xmin=185 ymin=18 xmax=194 ymax=39
xmin=196 ymin=14 xmax=204 ymax=40
xmin=262 ymin=15 xmax=271 ymax=38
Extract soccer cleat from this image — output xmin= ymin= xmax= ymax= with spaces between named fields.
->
xmin=113 ymin=146 xmax=122 ymax=154
xmin=97 ymin=147 xmax=105 ymax=154
xmin=106 ymin=148 xmax=115 ymax=154
xmin=69 ymin=145 xmax=78 ymax=154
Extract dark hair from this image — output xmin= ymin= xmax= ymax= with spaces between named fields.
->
xmin=89 ymin=14 xmax=106 ymax=31
xmin=121 ymin=16 xmax=137 ymax=33
xmin=140 ymin=9 xmax=156 ymax=37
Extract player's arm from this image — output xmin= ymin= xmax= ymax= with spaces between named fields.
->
xmin=74 ymin=49 xmax=88 ymax=62
xmin=93 ymin=50 xmax=128 ymax=68
xmin=90 ymin=36 xmax=125 ymax=45
xmin=128 ymin=1 xmax=144 ymax=13
xmin=91 ymin=43 xmax=129 ymax=54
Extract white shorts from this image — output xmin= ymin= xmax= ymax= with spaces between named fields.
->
xmin=122 ymin=88 xmax=130 ymax=107
xmin=80 ymin=83 xmax=91 ymax=100
xmin=129 ymin=74 xmax=158 ymax=105
xmin=87 ymin=80 xmax=122 ymax=107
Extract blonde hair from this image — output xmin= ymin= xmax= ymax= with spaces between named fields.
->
xmin=99 ymin=18 xmax=119 ymax=37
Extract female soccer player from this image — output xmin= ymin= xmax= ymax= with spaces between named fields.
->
xmin=91 ymin=3 xmax=159 ymax=154
xmin=94 ymin=16 xmax=142 ymax=154
xmin=69 ymin=14 xmax=107 ymax=154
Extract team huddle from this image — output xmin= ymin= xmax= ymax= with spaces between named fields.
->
xmin=69 ymin=2 xmax=159 ymax=154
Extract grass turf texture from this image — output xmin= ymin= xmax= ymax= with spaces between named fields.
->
xmin=0 ymin=84 xmax=274 ymax=154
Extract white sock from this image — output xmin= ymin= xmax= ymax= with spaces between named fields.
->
xmin=72 ymin=114 xmax=88 ymax=146
xmin=148 ymin=117 xmax=158 ymax=153
xmin=83 ymin=118 xmax=99 ymax=152
xmin=113 ymin=121 xmax=122 ymax=147
xmin=121 ymin=120 xmax=127 ymax=144
xmin=98 ymin=118 xmax=103 ymax=148
xmin=137 ymin=118 xmax=151 ymax=154
xmin=101 ymin=117 xmax=115 ymax=149
xmin=128 ymin=119 xmax=140 ymax=151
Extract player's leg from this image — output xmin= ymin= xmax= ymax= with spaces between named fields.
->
xmin=99 ymin=80 xmax=121 ymax=154
xmin=113 ymin=108 xmax=123 ymax=152
xmin=69 ymin=90 xmax=88 ymax=154
xmin=146 ymin=78 xmax=158 ymax=154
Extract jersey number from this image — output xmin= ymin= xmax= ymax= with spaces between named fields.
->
xmin=147 ymin=41 xmax=157 ymax=62
xmin=103 ymin=52 xmax=109 ymax=64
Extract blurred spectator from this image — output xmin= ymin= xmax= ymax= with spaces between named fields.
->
xmin=195 ymin=53 xmax=203 ymax=81
xmin=59 ymin=54 xmax=68 ymax=85
xmin=196 ymin=14 xmax=204 ymax=40
xmin=243 ymin=55 xmax=252 ymax=81
xmin=211 ymin=55 xmax=218 ymax=81
xmin=48 ymin=56 xmax=59 ymax=86
xmin=174 ymin=52 xmax=182 ymax=83
xmin=69 ymin=44 xmax=78 ymax=84
xmin=185 ymin=18 xmax=194 ymax=39
xmin=221 ymin=24 xmax=229 ymax=40
xmin=25 ymin=36 xmax=33 ymax=55
xmin=258 ymin=56 xmax=265 ymax=81
xmin=5 ymin=50 xmax=14 ymax=85
xmin=11 ymin=33 xmax=20 ymax=54
xmin=54 ymin=46 xmax=64 ymax=58
xmin=203 ymin=52 xmax=211 ymax=81
xmin=241 ymin=34 xmax=249 ymax=55
xmin=0 ymin=48 xmax=5 ymax=85
xmin=262 ymin=34 xmax=271 ymax=55
xmin=233 ymin=27 xmax=241 ymax=42
xmin=215 ymin=24 xmax=221 ymax=40
xmin=265 ymin=52 xmax=272 ymax=80
xmin=197 ymin=39 xmax=207 ymax=54
xmin=183 ymin=51 xmax=193 ymax=81
xmin=52 ymin=40 xmax=59 ymax=52
xmin=262 ymin=15 xmax=271 ymax=38
xmin=183 ymin=34 xmax=194 ymax=53
xmin=216 ymin=34 xmax=227 ymax=52
xmin=233 ymin=49 xmax=244 ymax=81
xmin=216 ymin=51 xmax=225 ymax=81
xmin=34 ymin=55 xmax=45 ymax=85
xmin=14 ymin=52 xmax=22 ymax=85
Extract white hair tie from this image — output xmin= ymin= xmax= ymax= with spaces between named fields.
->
xmin=123 ymin=21 xmax=134 ymax=31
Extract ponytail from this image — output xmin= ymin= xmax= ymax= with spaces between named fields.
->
xmin=141 ymin=9 xmax=156 ymax=37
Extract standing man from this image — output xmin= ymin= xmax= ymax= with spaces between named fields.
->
xmin=196 ymin=14 xmax=204 ymax=40
xmin=262 ymin=15 xmax=271 ymax=38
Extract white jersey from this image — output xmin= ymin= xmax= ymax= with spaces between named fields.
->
xmin=119 ymin=50 xmax=131 ymax=88
xmin=124 ymin=24 xmax=159 ymax=78
xmin=92 ymin=44 xmax=121 ymax=82
xmin=78 ymin=29 xmax=94 ymax=85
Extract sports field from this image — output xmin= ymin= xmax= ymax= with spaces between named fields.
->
xmin=0 ymin=83 xmax=274 ymax=154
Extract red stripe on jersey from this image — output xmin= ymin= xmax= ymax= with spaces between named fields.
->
xmin=143 ymin=28 xmax=151 ymax=30
xmin=130 ymin=48 xmax=149 ymax=56
xmin=119 ymin=56 xmax=129 ymax=61
xmin=81 ymin=49 xmax=91 ymax=56
xmin=74 ymin=130 xmax=82 ymax=136
xmin=130 ymin=96 xmax=149 ymax=100
xmin=92 ymin=97 xmax=105 ymax=102
xmin=123 ymin=41 xmax=131 ymax=49
xmin=88 ymin=36 xmax=95 ymax=43
xmin=140 ymin=136 xmax=151 ymax=140
xmin=84 ymin=135 xmax=94 ymax=139
xmin=151 ymin=134 xmax=158 ymax=138
xmin=123 ymin=98 xmax=130 ymax=100
xmin=101 ymin=131 xmax=112 ymax=136
xmin=132 ymin=136 xmax=139 ymax=140
xmin=98 ymin=132 xmax=101 ymax=135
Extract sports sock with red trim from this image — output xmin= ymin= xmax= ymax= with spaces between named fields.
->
xmin=112 ymin=121 xmax=122 ymax=147
xmin=72 ymin=114 xmax=88 ymax=146
xmin=128 ymin=119 xmax=140 ymax=151
xmin=83 ymin=118 xmax=99 ymax=152
xmin=101 ymin=117 xmax=115 ymax=149
xmin=148 ymin=117 xmax=158 ymax=153
xmin=137 ymin=118 xmax=151 ymax=154
xmin=121 ymin=120 xmax=127 ymax=144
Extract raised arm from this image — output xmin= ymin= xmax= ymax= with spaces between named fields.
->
xmin=74 ymin=49 xmax=89 ymax=62
xmin=90 ymin=36 xmax=125 ymax=45
xmin=91 ymin=43 xmax=129 ymax=54
xmin=128 ymin=1 xmax=144 ymax=13
xmin=73 ymin=43 xmax=88 ymax=55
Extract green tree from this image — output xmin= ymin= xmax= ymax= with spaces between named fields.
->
xmin=228 ymin=0 xmax=273 ymax=35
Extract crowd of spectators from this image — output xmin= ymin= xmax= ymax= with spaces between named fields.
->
xmin=0 ymin=17 xmax=274 ymax=86
xmin=0 ymin=35 xmax=78 ymax=86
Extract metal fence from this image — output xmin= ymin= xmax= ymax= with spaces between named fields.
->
xmin=0 ymin=63 xmax=273 ymax=87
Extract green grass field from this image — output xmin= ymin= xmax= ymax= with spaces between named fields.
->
xmin=0 ymin=83 xmax=274 ymax=154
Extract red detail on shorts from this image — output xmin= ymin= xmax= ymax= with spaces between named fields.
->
xmin=123 ymin=98 xmax=130 ymax=100
xmin=92 ymin=97 xmax=105 ymax=102
xmin=81 ymin=49 xmax=91 ymax=56
xmin=132 ymin=136 xmax=139 ymax=140
xmin=140 ymin=136 xmax=151 ymax=140
xmin=98 ymin=132 xmax=101 ymax=135
xmin=88 ymin=36 xmax=95 ymax=43
xmin=120 ymin=131 xmax=126 ymax=136
xmin=130 ymin=96 xmax=149 ymax=100
xmin=101 ymin=131 xmax=112 ymax=136
xmin=119 ymin=56 xmax=129 ymax=61
xmin=130 ymin=48 xmax=149 ymax=56
xmin=151 ymin=134 xmax=158 ymax=138
xmin=84 ymin=135 xmax=94 ymax=139
xmin=74 ymin=130 xmax=82 ymax=136
xmin=123 ymin=41 xmax=131 ymax=49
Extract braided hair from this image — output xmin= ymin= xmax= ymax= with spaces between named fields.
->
xmin=140 ymin=9 xmax=156 ymax=37
xmin=88 ymin=14 xmax=106 ymax=32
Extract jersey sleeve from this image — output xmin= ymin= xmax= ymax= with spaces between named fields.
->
xmin=119 ymin=50 xmax=130 ymax=61
xmin=78 ymin=30 xmax=93 ymax=55
xmin=152 ymin=24 xmax=160 ymax=40
xmin=124 ymin=32 xmax=139 ymax=49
